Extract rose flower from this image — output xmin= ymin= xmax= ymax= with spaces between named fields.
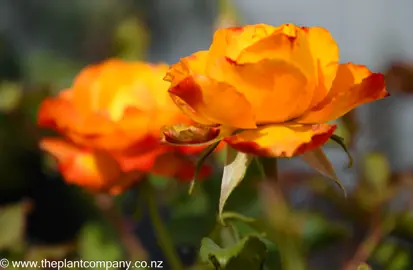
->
xmin=162 ymin=23 xmax=389 ymax=157
xmin=38 ymin=59 xmax=213 ymax=195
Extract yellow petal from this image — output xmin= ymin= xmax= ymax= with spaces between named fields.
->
xmin=225 ymin=124 xmax=336 ymax=158
xmin=165 ymin=51 xmax=256 ymax=128
xmin=208 ymin=24 xmax=281 ymax=64
xmin=209 ymin=58 xmax=314 ymax=124
xmin=165 ymin=51 xmax=237 ymax=126
xmin=302 ymin=26 xmax=339 ymax=107
xmin=206 ymin=24 xmax=320 ymax=123
xmin=168 ymin=74 xmax=256 ymax=129
xmin=234 ymin=24 xmax=315 ymax=77
xmin=164 ymin=50 xmax=209 ymax=87
xmin=208 ymin=24 xmax=316 ymax=76
xmin=298 ymin=63 xmax=389 ymax=123
xmin=40 ymin=138 xmax=124 ymax=192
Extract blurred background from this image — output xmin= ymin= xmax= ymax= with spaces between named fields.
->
xmin=1 ymin=0 xmax=413 ymax=269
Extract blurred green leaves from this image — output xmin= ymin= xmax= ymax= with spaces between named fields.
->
xmin=78 ymin=222 xmax=124 ymax=264
xmin=215 ymin=0 xmax=240 ymax=30
xmin=357 ymin=263 xmax=372 ymax=270
xmin=23 ymin=51 xmax=82 ymax=90
xmin=168 ymin=186 xmax=211 ymax=245
xmin=373 ymin=239 xmax=411 ymax=270
xmin=0 ymin=201 xmax=29 ymax=251
xmin=114 ymin=17 xmax=149 ymax=61
xmin=362 ymin=152 xmax=390 ymax=194
xmin=26 ymin=244 xmax=74 ymax=261
xmin=200 ymin=236 xmax=266 ymax=270
xmin=299 ymin=213 xmax=348 ymax=250
xmin=0 ymin=82 xmax=22 ymax=113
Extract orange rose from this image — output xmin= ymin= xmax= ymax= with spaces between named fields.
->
xmin=38 ymin=59 xmax=212 ymax=194
xmin=162 ymin=24 xmax=389 ymax=157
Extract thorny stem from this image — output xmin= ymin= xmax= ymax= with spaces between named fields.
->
xmin=143 ymin=181 xmax=184 ymax=270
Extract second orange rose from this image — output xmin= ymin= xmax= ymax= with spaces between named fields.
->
xmin=38 ymin=59 xmax=214 ymax=194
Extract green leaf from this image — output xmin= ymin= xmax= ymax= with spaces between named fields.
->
xmin=114 ymin=17 xmax=149 ymax=60
xmin=26 ymin=244 xmax=73 ymax=261
xmin=389 ymin=250 xmax=410 ymax=270
xmin=200 ymin=236 xmax=267 ymax=270
xmin=374 ymin=240 xmax=397 ymax=265
xmin=22 ymin=51 xmax=81 ymax=89
xmin=299 ymin=212 xmax=348 ymax=250
xmin=172 ymin=187 xmax=209 ymax=218
xmin=168 ymin=187 xmax=213 ymax=245
xmin=0 ymin=82 xmax=22 ymax=113
xmin=330 ymin=134 xmax=353 ymax=168
xmin=357 ymin=263 xmax=372 ymax=270
xmin=301 ymin=148 xmax=346 ymax=197
xmin=148 ymin=175 xmax=170 ymax=190
xmin=220 ymin=158 xmax=263 ymax=216
xmin=78 ymin=222 xmax=123 ymax=267
xmin=219 ymin=147 xmax=253 ymax=222
xmin=0 ymin=201 xmax=30 ymax=250
xmin=189 ymin=141 xmax=221 ymax=195
xmin=362 ymin=152 xmax=390 ymax=192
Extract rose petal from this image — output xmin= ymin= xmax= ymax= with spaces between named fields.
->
xmin=104 ymin=62 xmax=174 ymax=121
xmin=166 ymin=49 xmax=257 ymax=129
xmin=168 ymin=74 xmax=256 ymax=129
xmin=225 ymin=124 xmax=336 ymax=158
xmin=232 ymin=24 xmax=315 ymax=76
xmin=208 ymin=24 xmax=315 ymax=76
xmin=71 ymin=59 xmax=150 ymax=114
xmin=37 ymin=91 xmax=118 ymax=137
xmin=298 ymin=63 xmax=389 ymax=123
xmin=150 ymin=152 xmax=212 ymax=181
xmin=212 ymin=60 xmax=314 ymax=124
xmin=302 ymin=26 xmax=340 ymax=107
xmin=40 ymin=138 xmax=140 ymax=194
xmin=113 ymin=146 xmax=168 ymax=173
xmin=206 ymin=24 xmax=322 ymax=123
xmin=177 ymin=141 xmax=226 ymax=155
xmin=165 ymin=51 xmax=246 ymax=127
xmin=164 ymin=51 xmax=209 ymax=87
xmin=208 ymin=24 xmax=281 ymax=64
xmin=71 ymin=62 xmax=106 ymax=115
xmin=168 ymin=93 xmax=217 ymax=126
xmin=37 ymin=90 xmax=82 ymax=132
xmin=38 ymin=93 xmax=158 ymax=151
xmin=208 ymin=24 xmax=316 ymax=82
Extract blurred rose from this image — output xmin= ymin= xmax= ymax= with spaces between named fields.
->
xmin=38 ymin=59 xmax=213 ymax=194
xmin=162 ymin=23 xmax=389 ymax=157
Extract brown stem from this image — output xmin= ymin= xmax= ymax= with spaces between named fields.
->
xmin=344 ymin=213 xmax=394 ymax=270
